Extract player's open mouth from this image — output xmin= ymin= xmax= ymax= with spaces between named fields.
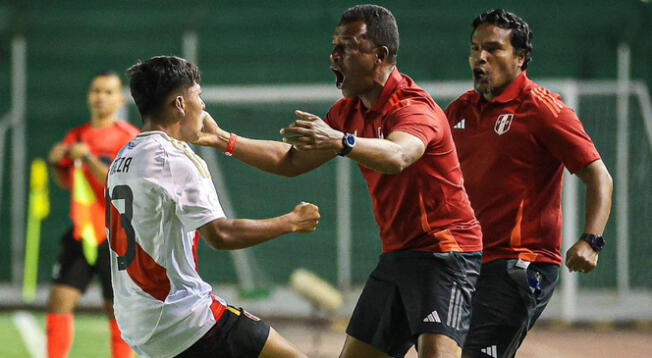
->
xmin=331 ymin=67 xmax=344 ymax=89
xmin=473 ymin=68 xmax=488 ymax=81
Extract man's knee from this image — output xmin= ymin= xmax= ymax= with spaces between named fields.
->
xmin=48 ymin=285 xmax=82 ymax=313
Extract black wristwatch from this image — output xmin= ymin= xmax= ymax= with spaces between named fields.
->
xmin=579 ymin=233 xmax=605 ymax=252
xmin=338 ymin=133 xmax=356 ymax=156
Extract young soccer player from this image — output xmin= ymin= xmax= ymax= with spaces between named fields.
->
xmin=107 ymin=55 xmax=319 ymax=358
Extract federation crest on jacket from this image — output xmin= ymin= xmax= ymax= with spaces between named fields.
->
xmin=494 ymin=114 xmax=514 ymax=135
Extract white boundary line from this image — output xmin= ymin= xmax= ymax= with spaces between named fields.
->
xmin=12 ymin=311 xmax=45 ymax=358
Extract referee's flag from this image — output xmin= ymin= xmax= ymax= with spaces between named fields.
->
xmin=23 ymin=158 xmax=50 ymax=302
xmin=71 ymin=160 xmax=104 ymax=265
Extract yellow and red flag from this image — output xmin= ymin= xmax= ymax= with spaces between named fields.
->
xmin=71 ymin=160 xmax=105 ymax=265
xmin=23 ymin=158 xmax=50 ymax=302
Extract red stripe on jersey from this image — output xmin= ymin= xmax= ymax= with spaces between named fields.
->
xmin=541 ymin=94 xmax=562 ymax=115
xmin=128 ymin=244 xmax=171 ymax=301
xmin=192 ymin=231 xmax=201 ymax=273
xmin=509 ymin=200 xmax=524 ymax=248
xmin=538 ymin=97 xmax=560 ymax=117
xmin=434 ymin=229 xmax=462 ymax=252
xmin=533 ymin=89 xmax=560 ymax=112
xmin=209 ymin=296 xmax=226 ymax=321
xmin=418 ymin=193 xmax=432 ymax=232
xmin=507 ymin=201 xmax=539 ymax=262
xmin=533 ymin=88 xmax=562 ymax=117
xmin=108 ymin=203 xmax=128 ymax=256
xmin=388 ymin=90 xmax=412 ymax=110
xmin=108 ymin=202 xmax=171 ymax=301
xmin=388 ymin=92 xmax=400 ymax=106
xmin=394 ymin=99 xmax=411 ymax=109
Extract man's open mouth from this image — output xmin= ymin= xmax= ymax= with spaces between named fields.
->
xmin=473 ymin=68 xmax=488 ymax=81
xmin=331 ymin=67 xmax=344 ymax=89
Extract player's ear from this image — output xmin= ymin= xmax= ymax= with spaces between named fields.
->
xmin=174 ymin=96 xmax=185 ymax=117
xmin=515 ymin=49 xmax=527 ymax=69
xmin=376 ymin=46 xmax=390 ymax=64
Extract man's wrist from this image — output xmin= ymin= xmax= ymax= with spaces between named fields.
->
xmin=281 ymin=212 xmax=296 ymax=233
xmin=337 ymin=133 xmax=356 ymax=156
xmin=215 ymin=131 xmax=232 ymax=152
xmin=579 ymin=233 xmax=605 ymax=252
xmin=224 ymin=133 xmax=238 ymax=156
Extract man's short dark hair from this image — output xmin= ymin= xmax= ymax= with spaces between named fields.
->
xmin=472 ymin=9 xmax=533 ymax=70
xmin=91 ymin=70 xmax=122 ymax=85
xmin=127 ymin=56 xmax=201 ymax=118
xmin=339 ymin=4 xmax=399 ymax=64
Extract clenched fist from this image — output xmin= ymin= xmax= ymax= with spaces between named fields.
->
xmin=565 ymin=240 xmax=598 ymax=273
xmin=287 ymin=202 xmax=320 ymax=233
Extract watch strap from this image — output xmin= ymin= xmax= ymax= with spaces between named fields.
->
xmin=338 ymin=133 xmax=355 ymax=156
xmin=580 ymin=233 xmax=605 ymax=252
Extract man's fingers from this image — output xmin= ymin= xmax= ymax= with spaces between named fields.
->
xmin=283 ymin=136 xmax=314 ymax=146
xmin=294 ymin=110 xmax=320 ymax=121
xmin=281 ymin=126 xmax=312 ymax=136
xmin=290 ymin=120 xmax=315 ymax=128
xmin=295 ymin=144 xmax=316 ymax=151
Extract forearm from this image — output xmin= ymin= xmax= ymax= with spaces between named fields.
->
xmin=347 ymin=137 xmax=414 ymax=174
xmin=214 ymin=131 xmax=323 ymax=177
xmin=83 ymin=155 xmax=110 ymax=185
xmin=202 ymin=215 xmax=294 ymax=250
xmin=577 ymin=160 xmax=613 ymax=235
xmin=583 ymin=173 xmax=613 ymax=235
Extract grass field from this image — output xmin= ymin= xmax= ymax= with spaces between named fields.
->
xmin=1 ymin=312 xmax=112 ymax=358
xmin=2 ymin=311 xmax=651 ymax=357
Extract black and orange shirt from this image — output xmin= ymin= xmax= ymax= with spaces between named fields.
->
xmin=445 ymin=72 xmax=600 ymax=265
xmin=325 ymin=68 xmax=482 ymax=253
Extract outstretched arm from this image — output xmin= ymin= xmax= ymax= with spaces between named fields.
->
xmin=282 ymin=110 xmax=425 ymax=174
xmin=192 ymin=112 xmax=335 ymax=177
xmin=198 ymin=202 xmax=320 ymax=250
xmin=565 ymin=159 xmax=613 ymax=273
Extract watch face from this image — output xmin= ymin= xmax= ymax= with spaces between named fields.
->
xmin=346 ymin=135 xmax=356 ymax=146
xmin=594 ymin=236 xmax=605 ymax=250
xmin=582 ymin=233 xmax=605 ymax=251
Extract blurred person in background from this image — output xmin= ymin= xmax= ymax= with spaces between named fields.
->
xmin=445 ymin=9 xmax=613 ymax=358
xmin=195 ymin=5 xmax=483 ymax=358
xmin=107 ymin=55 xmax=319 ymax=358
xmin=46 ymin=71 xmax=139 ymax=358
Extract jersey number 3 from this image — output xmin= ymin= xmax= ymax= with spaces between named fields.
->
xmin=106 ymin=185 xmax=136 ymax=270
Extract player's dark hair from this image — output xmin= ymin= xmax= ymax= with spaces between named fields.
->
xmin=91 ymin=69 xmax=122 ymax=81
xmin=127 ymin=56 xmax=201 ymax=118
xmin=91 ymin=70 xmax=122 ymax=84
xmin=472 ymin=9 xmax=533 ymax=70
xmin=339 ymin=4 xmax=399 ymax=64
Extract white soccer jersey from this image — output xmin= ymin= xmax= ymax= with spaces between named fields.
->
xmin=106 ymin=131 xmax=227 ymax=358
